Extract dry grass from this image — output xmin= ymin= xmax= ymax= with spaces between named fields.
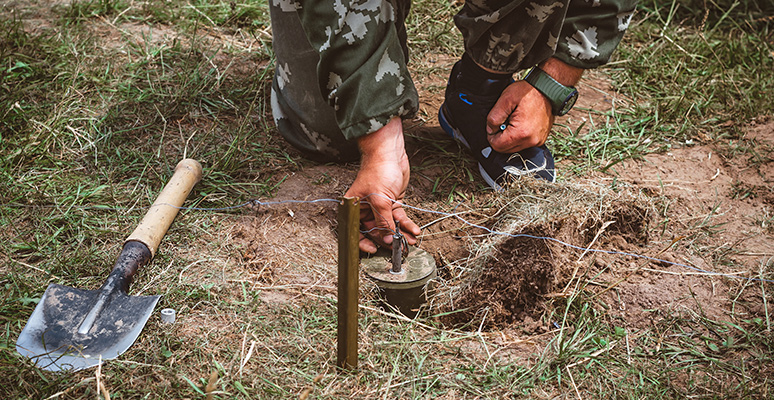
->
xmin=2 ymin=0 xmax=773 ymax=398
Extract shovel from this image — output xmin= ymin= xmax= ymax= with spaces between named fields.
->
xmin=16 ymin=159 xmax=203 ymax=372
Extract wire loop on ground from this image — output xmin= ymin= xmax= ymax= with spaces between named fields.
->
xmin=7 ymin=194 xmax=772 ymax=283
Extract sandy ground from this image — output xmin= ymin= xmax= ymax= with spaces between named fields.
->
xmin=231 ymin=66 xmax=774 ymax=336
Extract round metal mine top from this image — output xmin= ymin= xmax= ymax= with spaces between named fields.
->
xmin=362 ymin=246 xmax=436 ymax=288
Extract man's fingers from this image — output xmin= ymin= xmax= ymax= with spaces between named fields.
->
xmin=365 ymin=195 xmax=397 ymax=241
xmin=393 ymin=206 xmax=420 ymax=245
xmin=490 ymin=128 xmax=530 ymax=153
xmin=486 ymin=82 xmax=523 ymax=135
xmin=358 ymin=196 xmax=421 ymax=249
xmin=355 ymin=207 xmax=418 ymax=252
xmin=359 ymin=213 xmax=388 ymax=248
xmin=357 ymin=199 xmax=394 ymax=250
xmin=486 ymin=102 xmax=515 ymax=136
xmin=358 ymin=232 xmax=378 ymax=254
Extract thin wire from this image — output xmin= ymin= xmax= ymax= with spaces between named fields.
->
xmin=366 ymin=193 xmax=774 ymax=284
xmin=251 ymin=198 xmax=340 ymax=207
xmin=5 ymin=194 xmax=772 ymax=283
xmin=3 ymin=198 xmax=341 ymax=213
xmin=173 ymin=202 xmax=254 ymax=212
xmin=180 ymin=198 xmax=342 ymax=212
xmin=355 ymin=194 xmax=401 ymax=237
xmin=163 ymin=197 xmax=386 ymax=237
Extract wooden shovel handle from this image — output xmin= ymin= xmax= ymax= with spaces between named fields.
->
xmin=125 ymin=159 xmax=203 ymax=257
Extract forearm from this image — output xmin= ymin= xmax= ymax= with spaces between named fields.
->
xmin=357 ymin=117 xmax=406 ymax=166
xmin=537 ymin=57 xmax=584 ymax=87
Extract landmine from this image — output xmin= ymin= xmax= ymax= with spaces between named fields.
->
xmin=362 ymin=246 xmax=437 ymax=318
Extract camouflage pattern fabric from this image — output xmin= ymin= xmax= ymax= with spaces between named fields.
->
xmin=269 ymin=0 xmax=416 ymax=162
xmin=269 ymin=0 xmax=637 ymax=160
xmin=456 ymin=0 xmax=638 ymax=72
xmin=269 ymin=3 xmax=361 ymax=162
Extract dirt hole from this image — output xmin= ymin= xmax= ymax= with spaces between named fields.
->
xmin=437 ymin=202 xmax=650 ymax=332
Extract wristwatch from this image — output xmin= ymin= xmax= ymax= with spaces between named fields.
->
xmin=524 ymin=67 xmax=579 ymax=116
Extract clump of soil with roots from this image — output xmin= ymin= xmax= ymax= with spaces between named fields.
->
xmin=428 ymin=179 xmax=651 ymax=331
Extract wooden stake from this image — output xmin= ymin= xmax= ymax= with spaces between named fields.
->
xmin=337 ymin=197 xmax=359 ymax=370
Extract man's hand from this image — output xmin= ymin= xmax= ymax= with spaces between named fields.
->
xmin=345 ymin=117 xmax=421 ymax=253
xmin=485 ymin=80 xmax=554 ymax=153
xmin=485 ymin=57 xmax=584 ymax=153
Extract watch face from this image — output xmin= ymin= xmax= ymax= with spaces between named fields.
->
xmin=558 ymin=90 xmax=579 ymax=116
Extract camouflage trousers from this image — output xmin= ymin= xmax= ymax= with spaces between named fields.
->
xmin=269 ymin=0 xmax=637 ymax=162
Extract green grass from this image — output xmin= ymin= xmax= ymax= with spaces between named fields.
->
xmin=2 ymin=0 xmax=773 ymax=398
xmin=553 ymin=0 xmax=774 ymax=172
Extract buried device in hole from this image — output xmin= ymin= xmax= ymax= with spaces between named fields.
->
xmin=362 ymin=242 xmax=437 ymax=318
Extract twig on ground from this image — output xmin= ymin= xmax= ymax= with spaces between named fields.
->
xmin=566 ymin=365 xmax=583 ymax=400
xmin=12 ymin=258 xmax=60 ymax=280
xmin=239 ymin=338 xmax=256 ymax=376
xmin=136 ymin=259 xmax=175 ymax=295
xmin=556 ymin=220 xmax=614 ymax=296
xmin=760 ymin=258 xmax=772 ymax=332
xmin=577 ymin=220 xmax=615 ymax=263
xmin=96 ymin=359 xmax=102 ymax=400
xmin=567 ymin=341 xmax=618 ymax=369
xmin=44 ymin=378 xmax=95 ymax=400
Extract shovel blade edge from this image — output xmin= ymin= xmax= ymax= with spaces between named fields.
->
xmin=16 ymin=283 xmax=160 ymax=372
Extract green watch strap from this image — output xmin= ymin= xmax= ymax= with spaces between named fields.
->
xmin=524 ymin=67 xmax=578 ymax=116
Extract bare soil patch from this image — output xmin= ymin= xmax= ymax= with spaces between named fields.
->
xmin=231 ymin=73 xmax=774 ymax=346
xmin=231 ymin=165 xmax=356 ymax=298
xmin=5 ymin=2 xmax=773 ymax=397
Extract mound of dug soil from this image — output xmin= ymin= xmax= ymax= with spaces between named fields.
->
xmin=438 ymin=197 xmax=650 ymax=331
xmin=440 ymin=228 xmax=555 ymax=329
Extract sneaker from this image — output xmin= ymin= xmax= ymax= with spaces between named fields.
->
xmin=438 ymin=60 xmax=556 ymax=190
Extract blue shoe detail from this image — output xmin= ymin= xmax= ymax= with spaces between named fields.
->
xmin=439 ymin=60 xmax=556 ymax=189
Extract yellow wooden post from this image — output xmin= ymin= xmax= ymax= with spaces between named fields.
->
xmin=337 ymin=197 xmax=359 ymax=370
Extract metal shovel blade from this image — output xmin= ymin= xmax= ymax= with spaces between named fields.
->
xmin=16 ymin=283 xmax=160 ymax=372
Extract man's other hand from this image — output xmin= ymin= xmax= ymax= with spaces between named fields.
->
xmin=485 ymin=57 xmax=583 ymax=153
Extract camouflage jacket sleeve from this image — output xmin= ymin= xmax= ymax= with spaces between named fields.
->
xmin=455 ymin=0 xmax=637 ymax=72
xmin=553 ymin=0 xmax=638 ymax=69
xmin=293 ymin=0 xmax=418 ymax=140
